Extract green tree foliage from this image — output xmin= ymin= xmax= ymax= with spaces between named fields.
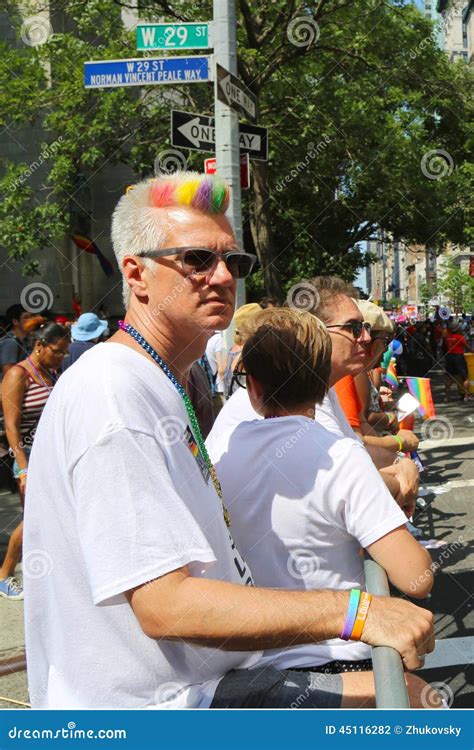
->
xmin=1 ymin=0 xmax=472 ymax=299
xmin=436 ymin=256 xmax=474 ymax=313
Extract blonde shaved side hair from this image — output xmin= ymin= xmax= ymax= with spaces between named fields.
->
xmin=111 ymin=172 xmax=231 ymax=309
xmin=242 ymin=307 xmax=332 ymax=410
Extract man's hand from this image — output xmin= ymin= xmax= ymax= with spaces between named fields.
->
xmin=382 ymin=458 xmax=419 ymax=518
xmin=396 ymin=429 xmax=419 ymax=452
xmin=361 ymin=596 xmax=434 ymax=671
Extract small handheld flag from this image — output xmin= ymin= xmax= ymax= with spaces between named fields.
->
xmin=405 ymin=377 xmax=435 ymax=420
xmin=384 ymin=358 xmax=399 ymax=390
xmin=71 ymin=234 xmax=115 ymax=277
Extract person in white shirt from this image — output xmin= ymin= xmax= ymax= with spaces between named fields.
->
xmin=205 ymin=331 xmax=226 ymax=412
xmin=211 ymin=308 xmax=434 ymax=683
xmin=207 ymin=278 xmax=418 ymax=510
xmin=24 ymin=173 xmax=435 ymax=710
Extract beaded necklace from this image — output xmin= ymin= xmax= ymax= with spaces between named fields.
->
xmin=118 ymin=321 xmax=230 ymax=527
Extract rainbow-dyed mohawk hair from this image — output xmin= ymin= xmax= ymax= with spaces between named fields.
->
xmin=125 ymin=172 xmax=230 ymax=214
xmin=149 ymin=172 xmax=230 ymax=214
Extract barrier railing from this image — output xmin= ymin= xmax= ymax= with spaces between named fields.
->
xmin=364 ymin=555 xmax=410 ymax=708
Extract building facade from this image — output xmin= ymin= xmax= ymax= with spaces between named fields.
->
xmin=1 ymin=4 xmax=135 ymax=319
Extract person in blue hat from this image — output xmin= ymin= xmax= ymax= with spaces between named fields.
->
xmin=62 ymin=312 xmax=108 ymax=372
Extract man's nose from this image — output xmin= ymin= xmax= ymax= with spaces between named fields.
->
xmin=207 ymin=258 xmax=235 ymax=287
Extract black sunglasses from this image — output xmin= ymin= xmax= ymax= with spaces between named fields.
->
xmin=326 ymin=321 xmax=372 ymax=340
xmin=230 ymin=366 xmax=247 ymax=391
xmin=138 ymin=247 xmax=257 ymax=280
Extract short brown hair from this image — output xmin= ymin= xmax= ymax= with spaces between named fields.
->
xmin=242 ymin=308 xmax=331 ymax=410
xmin=303 ymin=276 xmax=359 ymax=324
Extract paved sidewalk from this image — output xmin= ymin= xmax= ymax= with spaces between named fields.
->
xmin=0 ymin=486 xmax=26 ymax=709
xmin=0 ymin=373 xmax=472 ymax=709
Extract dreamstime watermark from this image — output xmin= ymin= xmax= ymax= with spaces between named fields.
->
xmin=287 ymin=548 xmax=320 ymax=580
xmin=409 ymin=535 xmax=463 ymax=593
xmin=151 ymin=275 xmax=190 ymax=318
xmin=275 ymin=419 xmax=311 ymax=459
xmin=154 ymin=148 xmax=187 ymax=175
xmin=421 ymin=681 xmax=454 ymax=709
xmin=287 ymin=16 xmax=320 ymax=48
xmin=20 ymin=282 xmax=54 ymax=313
xmin=9 ymin=137 xmax=64 ymax=193
xmin=409 ymin=6 xmax=457 ymax=61
xmin=421 ymin=415 xmax=454 ymax=441
xmin=154 ymin=681 xmax=183 ymax=706
xmin=154 ymin=416 xmax=186 ymax=447
xmin=289 ymin=668 xmax=332 ymax=708
xmin=420 ymin=149 xmax=454 ymax=180
xmin=275 ymin=136 xmax=331 ymax=192
xmin=438 ymin=306 xmax=451 ymax=320
xmin=20 ymin=15 xmax=53 ymax=46
xmin=286 ymin=281 xmax=320 ymax=312
xmin=23 ymin=548 xmax=53 ymax=580
xmin=9 ymin=724 xmax=127 ymax=740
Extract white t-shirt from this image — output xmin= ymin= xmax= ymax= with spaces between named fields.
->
xmin=210 ymin=417 xmax=406 ymax=669
xmin=24 ymin=343 xmax=260 ymax=709
xmin=205 ymin=332 xmax=226 ymax=393
xmin=206 ymin=386 xmax=361 ymax=458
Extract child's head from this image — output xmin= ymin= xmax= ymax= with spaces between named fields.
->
xmin=241 ymin=308 xmax=331 ymax=415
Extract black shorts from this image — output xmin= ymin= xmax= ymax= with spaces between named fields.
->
xmin=445 ymin=353 xmax=467 ymax=379
xmin=210 ymin=665 xmax=342 ymax=709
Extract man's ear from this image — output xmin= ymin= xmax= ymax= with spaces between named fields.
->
xmin=122 ymin=256 xmax=149 ymax=301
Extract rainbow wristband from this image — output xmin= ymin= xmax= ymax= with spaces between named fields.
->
xmin=17 ymin=469 xmax=28 ymax=477
xmin=340 ymin=589 xmax=361 ymax=640
xmin=350 ymin=592 xmax=372 ymax=641
xmin=392 ymin=434 xmax=403 ymax=452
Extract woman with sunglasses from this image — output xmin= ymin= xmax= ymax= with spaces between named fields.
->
xmin=0 ymin=318 xmax=69 ymax=599
xmin=353 ymin=301 xmax=399 ymax=434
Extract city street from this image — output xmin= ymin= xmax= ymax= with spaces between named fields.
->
xmin=0 ymin=370 xmax=472 ymax=709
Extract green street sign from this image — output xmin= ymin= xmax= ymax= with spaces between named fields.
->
xmin=137 ymin=22 xmax=211 ymax=51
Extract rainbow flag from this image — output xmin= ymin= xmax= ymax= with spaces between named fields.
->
xmin=71 ymin=233 xmax=115 ymax=277
xmin=405 ymin=377 xmax=435 ymax=420
xmin=384 ymin=359 xmax=399 ymax=389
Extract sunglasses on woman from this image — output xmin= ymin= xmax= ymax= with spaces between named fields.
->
xmin=137 ymin=247 xmax=257 ymax=280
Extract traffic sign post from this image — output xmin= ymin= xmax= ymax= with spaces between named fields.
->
xmin=171 ymin=110 xmax=268 ymax=161
xmin=216 ymin=63 xmax=258 ymax=123
xmin=84 ymin=56 xmax=211 ymax=88
xmin=136 ymin=22 xmax=211 ymax=51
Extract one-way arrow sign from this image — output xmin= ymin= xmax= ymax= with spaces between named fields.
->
xmin=215 ymin=64 xmax=258 ymax=123
xmin=171 ymin=110 xmax=268 ymax=161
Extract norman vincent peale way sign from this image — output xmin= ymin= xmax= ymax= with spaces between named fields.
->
xmin=84 ymin=56 xmax=211 ymax=88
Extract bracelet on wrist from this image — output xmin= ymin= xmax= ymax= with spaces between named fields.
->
xmin=340 ymin=589 xmax=361 ymax=640
xmin=17 ymin=468 xmax=28 ymax=477
xmin=350 ymin=592 xmax=373 ymax=641
xmin=392 ymin=434 xmax=403 ymax=452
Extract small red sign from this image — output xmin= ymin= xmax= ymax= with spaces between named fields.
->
xmin=204 ymin=154 xmax=250 ymax=190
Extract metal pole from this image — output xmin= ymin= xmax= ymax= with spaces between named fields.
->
xmin=213 ymin=0 xmax=245 ymax=311
xmin=364 ymin=556 xmax=410 ymax=708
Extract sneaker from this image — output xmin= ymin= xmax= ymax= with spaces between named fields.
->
xmin=0 ymin=577 xmax=24 ymax=600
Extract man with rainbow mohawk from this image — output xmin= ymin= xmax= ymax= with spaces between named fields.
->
xmin=24 ymin=172 xmax=435 ymax=710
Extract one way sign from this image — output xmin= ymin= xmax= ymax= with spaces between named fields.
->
xmin=215 ymin=64 xmax=258 ymax=123
xmin=171 ymin=110 xmax=268 ymax=161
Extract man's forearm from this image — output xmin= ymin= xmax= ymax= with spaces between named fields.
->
xmin=131 ymin=573 xmax=348 ymax=650
xmin=364 ymin=440 xmax=398 ymax=469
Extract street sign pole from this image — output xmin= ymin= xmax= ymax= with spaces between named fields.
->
xmin=213 ymin=0 xmax=246 ymax=310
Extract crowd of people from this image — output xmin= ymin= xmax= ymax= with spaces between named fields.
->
xmin=0 ymin=171 xmax=471 ymax=710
